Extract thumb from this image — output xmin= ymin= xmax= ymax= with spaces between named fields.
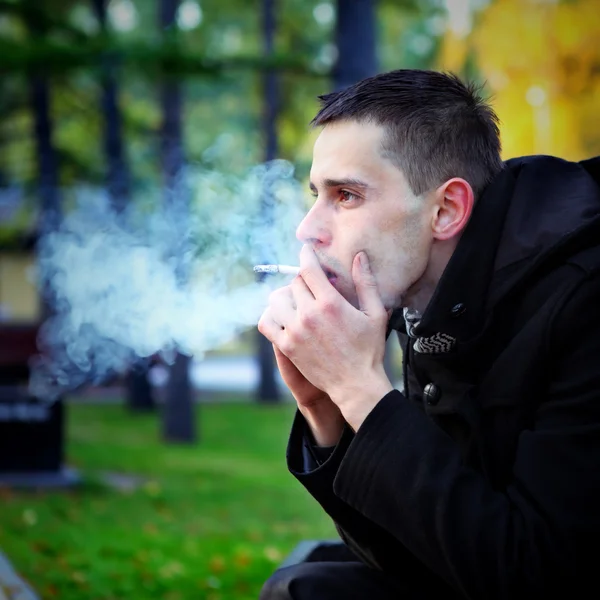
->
xmin=352 ymin=252 xmax=385 ymax=316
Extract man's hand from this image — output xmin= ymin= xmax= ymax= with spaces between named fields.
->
xmin=272 ymin=345 xmax=345 ymax=446
xmin=258 ymin=245 xmax=394 ymax=431
xmin=272 ymin=344 xmax=327 ymax=409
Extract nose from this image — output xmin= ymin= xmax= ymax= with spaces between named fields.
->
xmin=295 ymin=201 xmax=332 ymax=247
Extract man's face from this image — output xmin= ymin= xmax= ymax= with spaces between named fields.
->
xmin=297 ymin=120 xmax=434 ymax=310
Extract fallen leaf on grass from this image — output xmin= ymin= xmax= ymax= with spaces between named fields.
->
xmin=0 ymin=487 xmax=15 ymax=500
xmin=43 ymin=584 xmax=59 ymax=597
xmin=272 ymin=522 xmax=288 ymax=534
xmin=71 ymin=571 xmax=87 ymax=584
xmin=66 ymin=509 xmax=80 ymax=522
xmin=209 ymin=555 xmax=226 ymax=573
xmin=234 ymin=581 xmax=251 ymax=594
xmin=158 ymin=509 xmax=174 ymax=522
xmin=234 ymin=550 xmax=252 ymax=568
xmin=263 ymin=546 xmax=282 ymax=562
xmin=31 ymin=540 xmax=54 ymax=554
xmin=143 ymin=522 xmax=158 ymax=535
xmin=22 ymin=509 xmax=37 ymax=526
xmin=246 ymin=529 xmax=263 ymax=542
xmin=143 ymin=481 xmax=162 ymax=497
xmin=159 ymin=561 xmax=185 ymax=580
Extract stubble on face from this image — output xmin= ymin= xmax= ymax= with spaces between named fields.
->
xmin=368 ymin=185 xmax=432 ymax=310
xmin=305 ymin=120 xmax=434 ymax=312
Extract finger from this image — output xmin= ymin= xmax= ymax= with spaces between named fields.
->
xmin=258 ymin=309 xmax=286 ymax=345
xmin=299 ymin=245 xmax=335 ymax=300
xmin=269 ymin=287 xmax=297 ymax=325
xmin=291 ymin=272 xmax=316 ymax=311
xmin=351 ymin=252 xmax=386 ymax=317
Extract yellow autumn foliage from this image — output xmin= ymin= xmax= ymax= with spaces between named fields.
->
xmin=437 ymin=0 xmax=600 ymax=161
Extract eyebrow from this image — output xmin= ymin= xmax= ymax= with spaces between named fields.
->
xmin=309 ymin=177 xmax=372 ymax=194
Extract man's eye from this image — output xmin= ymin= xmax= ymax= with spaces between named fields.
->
xmin=340 ymin=190 xmax=357 ymax=203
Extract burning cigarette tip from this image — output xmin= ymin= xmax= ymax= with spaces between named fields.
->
xmin=254 ymin=264 xmax=301 ymax=275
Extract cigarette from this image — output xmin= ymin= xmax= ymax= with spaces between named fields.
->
xmin=254 ymin=264 xmax=301 ymax=275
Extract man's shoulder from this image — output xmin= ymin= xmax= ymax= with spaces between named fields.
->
xmin=521 ymin=250 xmax=600 ymax=348
xmin=506 ymin=219 xmax=600 ymax=310
xmin=504 ymin=153 xmax=600 ymax=178
xmin=490 ymin=246 xmax=600 ymax=348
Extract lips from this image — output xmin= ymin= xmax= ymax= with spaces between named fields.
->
xmin=323 ymin=267 xmax=338 ymax=284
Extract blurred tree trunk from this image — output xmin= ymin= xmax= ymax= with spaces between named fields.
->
xmin=255 ymin=0 xmax=281 ymax=403
xmin=30 ymin=78 xmax=61 ymax=237
xmin=27 ymin=12 xmax=66 ymax=476
xmin=27 ymin=7 xmax=61 ymax=346
xmin=334 ymin=0 xmax=378 ymax=91
xmin=159 ymin=0 xmax=196 ymax=443
xmin=334 ymin=0 xmax=396 ymax=381
xmin=91 ymin=0 xmax=155 ymax=412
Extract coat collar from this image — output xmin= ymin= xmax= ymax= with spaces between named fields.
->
xmin=409 ymin=166 xmax=516 ymax=342
xmin=388 ymin=155 xmax=600 ymax=344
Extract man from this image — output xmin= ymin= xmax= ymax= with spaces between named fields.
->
xmin=258 ymin=69 xmax=600 ymax=599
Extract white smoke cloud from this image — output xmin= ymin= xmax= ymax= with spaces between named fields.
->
xmin=29 ymin=160 xmax=305 ymax=402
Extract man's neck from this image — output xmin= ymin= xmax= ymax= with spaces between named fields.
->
xmin=403 ymin=238 xmax=458 ymax=315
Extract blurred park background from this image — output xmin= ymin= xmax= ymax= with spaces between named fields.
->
xmin=0 ymin=0 xmax=598 ymax=598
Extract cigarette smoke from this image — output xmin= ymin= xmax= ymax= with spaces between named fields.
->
xmin=29 ymin=160 xmax=305 ymax=402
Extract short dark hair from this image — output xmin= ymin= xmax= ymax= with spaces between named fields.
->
xmin=311 ymin=69 xmax=504 ymax=199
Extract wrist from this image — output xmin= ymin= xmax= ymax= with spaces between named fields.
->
xmin=299 ymin=401 xmax=345 ymax=447
xmin=330 ymin=370 xmax=393 ymax=432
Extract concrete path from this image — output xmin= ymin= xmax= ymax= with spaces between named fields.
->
xmin=0 ymin=551 xmax=38 ymax=600
xmin=78 ymin=354 xmax=403 ymax=401
xmin=150 ymin=355 xmax=289 ymax=394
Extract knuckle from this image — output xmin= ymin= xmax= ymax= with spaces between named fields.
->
xmin=300 ymin=310 xmax=317 ymax=330
xmin=258 ymin=309 xmax=269 ymax=327
xmin=320 ymin=297 xmax=338 ymax=315
xmin=257 ymin=312 xmax=266 ymax=330
xmin=257 ymin=317 xmax=270 ymax=339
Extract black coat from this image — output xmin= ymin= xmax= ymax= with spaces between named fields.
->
xmin=286 ymin=155 xmax=600 ymax=599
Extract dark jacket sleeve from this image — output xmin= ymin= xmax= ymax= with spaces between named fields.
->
xmin=288 ymin=273 xmax=600 ymax=599
xmin=287 ymin=408 xmax=399 ymax=565
xmin=287 ymin=403 xmax=460 ymax=593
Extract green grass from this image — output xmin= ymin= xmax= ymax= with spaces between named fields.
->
xmin=0 ymin=400 xmax=337 ymax=600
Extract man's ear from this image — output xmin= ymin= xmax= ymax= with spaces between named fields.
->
xmin=431 ymin=178 xmax=474 ymax=241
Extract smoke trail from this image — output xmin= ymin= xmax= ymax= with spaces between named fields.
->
xmin=29 ymin=160 xmax=305 ymax=402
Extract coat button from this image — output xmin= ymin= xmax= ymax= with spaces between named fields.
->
xmin=423 ymin=383 xmax=441 ymax=405
xmin=450 ymin=303 xmax=466 ymax=317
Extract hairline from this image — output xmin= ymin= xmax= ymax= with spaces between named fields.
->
xmin=309 ymin=70 xmax=504 ymax=200
xmin=313 ymin=116 xmax=442 ymax=200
